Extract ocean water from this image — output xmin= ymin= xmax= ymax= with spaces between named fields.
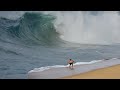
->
xmin=1 ymin=11 xmax=120 ymax=79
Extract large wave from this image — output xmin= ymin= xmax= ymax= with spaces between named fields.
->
xmin=1 ymin=11 xmax=120 ymax=46
xmin=0 ymin=12 xmax=62 ymax=46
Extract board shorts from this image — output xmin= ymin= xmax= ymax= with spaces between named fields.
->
xmin=69 ymin=63 xmax=73 ymax=65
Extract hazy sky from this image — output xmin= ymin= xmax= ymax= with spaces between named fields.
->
xmin=0 ymin=11 xmax=24 ymax=19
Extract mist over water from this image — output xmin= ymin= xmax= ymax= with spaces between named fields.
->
xmin=0 ymin=11 xmax=120 ymax=78
xmin=53 ymin=11 xmax=120 ymax=45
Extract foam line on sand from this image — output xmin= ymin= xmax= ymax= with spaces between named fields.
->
xmin=28 ymin=58 xmax=120 ymax=79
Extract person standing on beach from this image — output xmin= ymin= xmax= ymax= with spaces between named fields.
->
xmin=68 ymin=59 xmax=75 ymax=69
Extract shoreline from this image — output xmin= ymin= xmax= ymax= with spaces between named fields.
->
xmin=61 ymin=64 xmax=120 ymax=79
xmin=28 ymin=58 xmax=120 ymax=79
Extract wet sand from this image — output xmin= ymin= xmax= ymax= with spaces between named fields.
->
xmin=28 ymin=58 xmax=120 ymax=79
xmin=61 ymin=64 xmax=120 ymax=79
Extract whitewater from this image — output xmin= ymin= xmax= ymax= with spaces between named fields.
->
xmin=0 ymin=11 xmax=120 ymax=79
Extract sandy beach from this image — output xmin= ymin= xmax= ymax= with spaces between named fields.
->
xmin=61 ymin=64 xmax=120 ymax=79
xmin=28 ymin=58 xmax=120 ymax=79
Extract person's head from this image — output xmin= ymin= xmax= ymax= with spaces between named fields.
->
xmin=70 ymin=59 xmax=72 ymax=60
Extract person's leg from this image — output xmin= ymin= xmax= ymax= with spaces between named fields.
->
xmin=71 ymin=63 xmax=73 ymax=68
xmin=69 ymin=63 xmax=71 ymax=68
xmin=69 ymin=63 xmax=72 ymax=68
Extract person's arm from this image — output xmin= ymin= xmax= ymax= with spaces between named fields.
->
xmin=73 ymin=60 xmax=75 ymax=63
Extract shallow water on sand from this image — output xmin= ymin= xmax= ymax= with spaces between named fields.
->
xmin=28 ymin=58 xmax=120 ymax=79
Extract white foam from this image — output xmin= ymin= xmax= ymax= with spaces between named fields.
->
xmin=74 ymin=60 xmax=102 ymax=65
xmin=28 ymin=65 xmax=67 ymax=73
xmin=53 ymin=11 xmax=120 ymax=45
xmin=28 ymin=59 xmax=103 ymax=73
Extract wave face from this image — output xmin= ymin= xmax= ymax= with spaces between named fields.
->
xmin=0 ymin=12 xmax=63 ymax=46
